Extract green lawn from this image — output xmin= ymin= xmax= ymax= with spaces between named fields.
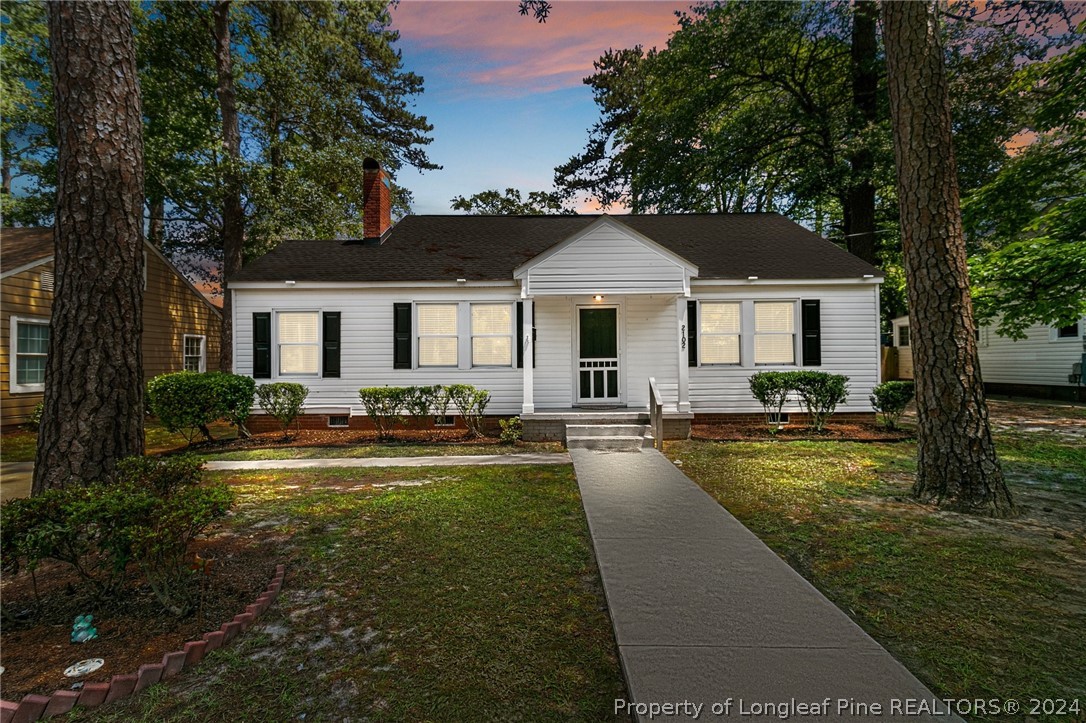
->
xmin=72 ymin=465 xmax=625 ymax=722
xmin=666 ymin=428 xmax=1086 ymax=721
xmin=1 ymin=422 xmax=562 ymax=464
xmin=195 ymin=440 xmax=564 ymax=461
xmin=0 ymin=420 xmax=237 ymax=464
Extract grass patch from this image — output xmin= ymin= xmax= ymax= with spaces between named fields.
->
xmin=1 ymin=420 xmax=237 ymax=464
xmin=667 ymin=434 xmax=1086 ymax=721
xmin=195 ymin=441 xmax=563 ymax=461
xmin=72 ymin=465 xmax=624 ymax=722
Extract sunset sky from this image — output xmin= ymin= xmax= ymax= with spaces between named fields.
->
xmin=388 ymin=1 xmax=691 ymax=214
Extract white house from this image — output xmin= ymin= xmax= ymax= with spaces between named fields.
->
xmin=229 ymin=159 xmax=884 ymax=440
xmin=890 ymin=314 xmax=1086 ymax=402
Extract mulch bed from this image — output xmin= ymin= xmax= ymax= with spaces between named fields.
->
xmin=180 ymin=427 xmax=502 ymax=454
xmin=691 ymin=422 xmax=914 ymax=442
xmin=0 ymin=530 xmax=277 ymax=699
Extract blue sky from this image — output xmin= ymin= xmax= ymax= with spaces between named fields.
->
xmin=388 ymin=1 xmax=691 ymax=214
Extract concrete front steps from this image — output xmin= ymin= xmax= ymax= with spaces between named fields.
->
xmin=565 ymin=423 xmax=653 ymax=451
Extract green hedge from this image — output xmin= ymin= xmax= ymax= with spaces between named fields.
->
xmin=255 ymin=383 xmax=309 ymax=437
xmin=358 ymin=384 xmax=491 ymax=439
xmin=869 ymin=381 xmax=915 ymax=429
xmin=748 ymin=370 xmax=850 ymax=431
xmin=146 ymin=371 xmax=256 ymax=443
xmin=0 ymin=455 xmax=232 ymax=616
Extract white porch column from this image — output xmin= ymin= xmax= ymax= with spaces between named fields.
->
xmin=521 ymin=298 xmax=535 ymax=414
xmin=676 ymin=296 xmax=691 ymax=413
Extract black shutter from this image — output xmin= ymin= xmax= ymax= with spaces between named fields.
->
xmin=322 ymin=312 xmax=341 ymax=378
xmin=516 ymin=302 xmax=524 ymax=369
xmin=253 ymin=312 xmax=271 ymax=378
xmin=687 ymin=300 xmax=698 ymax=367
xmin=393 ymin=303 xmax=411 ymax=369
xmin=802 ymin=299 xmax=822 ymax=366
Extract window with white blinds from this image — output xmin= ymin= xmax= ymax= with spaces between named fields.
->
xmin=754 ymin=302 xmax=795 ymax=364
xmin=471 ymin=304 xmax=512 ymax=366
xmin=699 ymin=302 xmax=741 ymax=364
xmin=278 ymin=311 xmax=319 ymax=375
xmin=418 ymin=304 xmax=458 ymax=366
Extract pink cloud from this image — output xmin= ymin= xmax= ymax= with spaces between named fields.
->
xmin=391 ymin=1 xmax=690 ymax=96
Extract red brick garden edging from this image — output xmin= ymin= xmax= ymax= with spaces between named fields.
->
xmin=0 ymin=564 xmax=286 ymax=722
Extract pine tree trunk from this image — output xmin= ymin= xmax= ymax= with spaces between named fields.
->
xmin=34 ymin=0 xmax=145 ymax=494
xmin=148 ymin=196 xmax=165 ymax=247
xmin=882 ymin=0 xmax=1013 ymax=517
xmin=214 ymin=0 xmax=244 ymax=372
xmin=846 ymin=0 xmax=879 ymax=266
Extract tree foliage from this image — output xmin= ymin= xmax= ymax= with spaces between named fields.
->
xmin=451 ymin=188 xmax=576 ymax=215
xmin=966 ymin=40 xmax=1086 ymax=338
xmin=2 ymin=0 xmax=437 ymax=283
xmin=555 ymin=0 xmax=1076 ymax=323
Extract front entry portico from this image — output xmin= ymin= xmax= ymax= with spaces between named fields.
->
xmin=513 ymin=216 xmax=696 ymax=440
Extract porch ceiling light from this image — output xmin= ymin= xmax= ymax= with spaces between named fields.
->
xmin=285 ymin=280 xmax=296 ymax=285
xmin=593 ymin=294 xmax=604 ymax=301
xmin=747 ymin=276 xmax=758 ymax=281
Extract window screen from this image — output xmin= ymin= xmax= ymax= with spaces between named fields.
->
xmin=471 ymin=304 xmax=512 ymax=366
xmin=699 ymin=303 xmax=740 ymax=364
xmin=754 ymin=302 xmax=795 ymax=364
xmin=278 ymin=312 xmax=319 ymax=374
xmin=418 ymin=304 xmax=458 ymax=366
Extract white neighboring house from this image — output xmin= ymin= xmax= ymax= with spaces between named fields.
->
xmin=229 ymin=159 xmax=884 ymax=440
xmin=890 ymin=314 xmax=1086 ymax=402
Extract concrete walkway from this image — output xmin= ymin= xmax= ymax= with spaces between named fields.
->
xmin=0 ymin=462 xmax=33 ymax=502
xmin=203 ymin=452 xmax=571 ymax=471
xmin=570 ymin=448 xmax=958 ymax=723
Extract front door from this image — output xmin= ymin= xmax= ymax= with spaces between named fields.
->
xmin=577 ymin=306 xmax=620 ymax=403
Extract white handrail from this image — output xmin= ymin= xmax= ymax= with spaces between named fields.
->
xmin=648 ymin=377 xmax=663 ymax=450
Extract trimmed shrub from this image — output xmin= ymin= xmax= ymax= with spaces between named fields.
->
xmin=748 ymin=372 xmax=792 ymax=432
xmin=358 ymin=386 xmax=412 ymax=439
xmin=146 ymin=371 xmax=256 ymax=443
xmin=0 ymin=455 xmax=232 ymax=616
xmin=404 ymin=385 xmax=442 ymax=428
xmin=446 ymin=384 xmax=491 ymax=437
xmin=790 ymin=371 xmax=849 ymax=432
xmin=499 ymin=416 xmax=523 ymax=445
xmin=870 ymin=381 xmax=915 ymax=429
xmin=255 ymin=382 xmax=309 ymax=438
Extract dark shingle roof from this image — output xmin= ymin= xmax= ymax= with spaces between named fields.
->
xmin=1 ymin=227 xmax=53 ymax=273
xmin=230 ymin=213 xmax=882 ymax=283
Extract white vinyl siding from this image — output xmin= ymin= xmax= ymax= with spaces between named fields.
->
xmin=183 ymin=334 xmax=206 ymax=372
xmin=278 ymin=311 xmax=319 ymax=375
xmin=754 ymin=301 xmax=795 ymax=365
xmin=471 ymin=303 xmax=513 ymax=367
xmin=690 ymin=284 xmax=880 ymax=413
xmin=699 ymin=302 xmax=741 ymax=365
xmin=520 ymin=222 xmax=689 ymax=295
xmin=417 ymin=304 xmax=458 ymax=367
xmin=977 ymin=318 xmax=1086 ymax=387
xmin=233 ymin=286 xmax=525 ymax=414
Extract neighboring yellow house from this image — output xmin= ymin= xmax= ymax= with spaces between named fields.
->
xmin=1 ymin=228 xmax=223 ymax=428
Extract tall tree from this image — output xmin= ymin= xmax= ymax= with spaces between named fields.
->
xmin=845 ymin=0 xmax=880 ymax=265
xmin=451 ymin=188 xmax=576 ymax=215
xmin=34 ymin=0 xmax=145 ymax=494
xmin=0 ymin=0 xmax=53 ymax=225
xmin=213 ymin=0 xmax=244 ymax=371
xmin=966 ymin=40 xmax=1086 ymax=338
xmin=882 ymin=0 xmax=1012 ymax=517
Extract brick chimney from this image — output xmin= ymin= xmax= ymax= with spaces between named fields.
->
xmin=362 ymin=157 xmax=392 ymax=243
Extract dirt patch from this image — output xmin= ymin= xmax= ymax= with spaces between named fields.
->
xmin=0 ymin=529 xmax=279 ymax=698
xmin=692 ymin=422 xmax=913 ymax=442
